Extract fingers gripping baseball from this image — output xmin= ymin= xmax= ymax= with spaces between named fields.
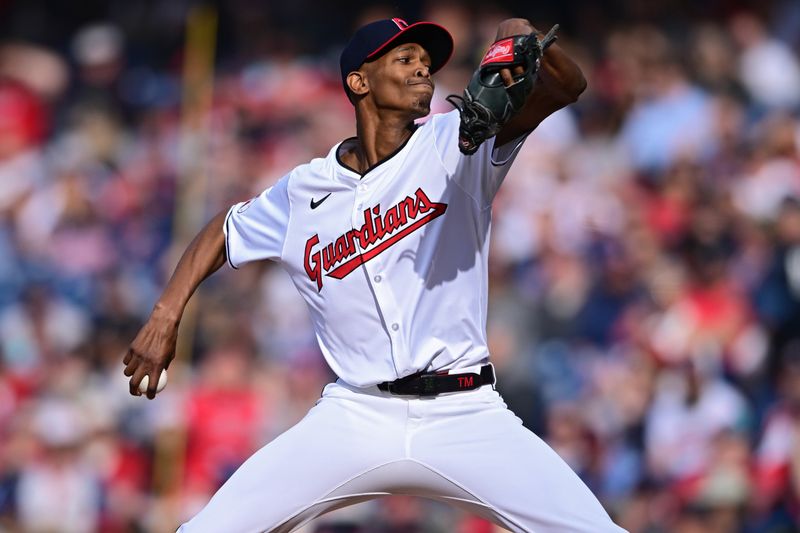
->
xmin=123 ymin=317 xmax=178 ymax=399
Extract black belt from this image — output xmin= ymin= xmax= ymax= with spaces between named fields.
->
xmin=377 ymin=364 xmax=495 ymax=396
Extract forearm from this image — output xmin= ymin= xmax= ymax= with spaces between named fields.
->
xmin=536 ymin=39 xmax=587 ymax=105
xmin=151 ymin=209 xmax=229 ymax=323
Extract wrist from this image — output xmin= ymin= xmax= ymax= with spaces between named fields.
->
xmin=151 ymin=302 xmax=182 ymax=326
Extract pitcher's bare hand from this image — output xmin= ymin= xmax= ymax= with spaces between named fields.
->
xmin=123 ymin=313 xmax=178 ymax=399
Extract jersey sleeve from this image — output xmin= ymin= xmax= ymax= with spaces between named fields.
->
xmin=223 ymin=174 xmax=291 ymax=268
xmin=432 ymin=110 xmax=527 ymax=208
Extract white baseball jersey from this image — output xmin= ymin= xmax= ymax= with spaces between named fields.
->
xmin=224 ymin=109 xmax=524 ymax=387
xmin=184 ymin=109 xmax=628 ymax=533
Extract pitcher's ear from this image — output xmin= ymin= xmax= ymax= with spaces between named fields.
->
xmin=347 ymin=71 xmax=369 ymax=96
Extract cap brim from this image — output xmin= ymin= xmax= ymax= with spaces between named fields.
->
xmin=365 ymin=22 xmax=454 ymax=74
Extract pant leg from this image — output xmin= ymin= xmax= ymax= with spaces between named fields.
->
xmin=409 ymin=386 xmax=628 ymax=533
xmin=178 ymin=382 xmax=407 ymax=533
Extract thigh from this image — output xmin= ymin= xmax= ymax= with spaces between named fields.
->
xmin=411 ymin=388 xmax=627 ymax=533
xmin=178 ymin=383 xmax=406 ymax=533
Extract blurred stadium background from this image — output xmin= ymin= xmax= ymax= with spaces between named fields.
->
xmin=1 ymin=0 xmax=800 ymax=531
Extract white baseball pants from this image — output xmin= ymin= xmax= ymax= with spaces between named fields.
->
xmin=178 ymin=380 xmax=627 ymax=533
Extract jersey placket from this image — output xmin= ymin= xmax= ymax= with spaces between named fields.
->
xmin=350 ymin=179 xmax=411 ymax=380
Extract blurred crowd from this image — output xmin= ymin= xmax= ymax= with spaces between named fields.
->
xmin=1 ymin=0 xmax=800 ymax=532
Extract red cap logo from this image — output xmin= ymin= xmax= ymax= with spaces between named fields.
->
xmin=392 ymin=18 xmax=409 ymax=29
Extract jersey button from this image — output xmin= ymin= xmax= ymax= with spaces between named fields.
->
xmin=374 ymin=275 xmax=382 ymax=283
xmin=391 ymin=323 xmax=399 ymax=331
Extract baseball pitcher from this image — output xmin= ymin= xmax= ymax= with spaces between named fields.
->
xmin=124 ymin=16 xmax=628 ymax=533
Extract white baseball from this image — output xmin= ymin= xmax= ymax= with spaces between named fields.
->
xmin=138 ymin=369 xmax=168 ymax=394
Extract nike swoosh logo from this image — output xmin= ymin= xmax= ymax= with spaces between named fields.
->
xmin=310 ymin=193 xmax=332 ymax=209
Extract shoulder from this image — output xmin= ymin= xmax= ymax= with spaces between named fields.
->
xmin=282 ymin=148 xmax=338 ymax=191
xmin=291 ymin=155 xmax=328 ymax=179
xmin=423 ymin=110 xmax=461 ymax=157
xmin=427 ymin=109 xmax=460 ymax=132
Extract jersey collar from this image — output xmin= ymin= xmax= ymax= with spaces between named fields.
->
xmin=331 ymin=123 xmax=421 ymax=183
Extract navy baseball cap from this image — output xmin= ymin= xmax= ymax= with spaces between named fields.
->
xmin=340 ymin=18 xmax=454 ymax=90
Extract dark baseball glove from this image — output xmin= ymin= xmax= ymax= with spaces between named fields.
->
xmin=446 ymin=25 xmax=559 ymax=155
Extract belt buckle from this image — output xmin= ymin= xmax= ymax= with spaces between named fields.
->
xmin=418 ymin=374 xmax=439 ymax=396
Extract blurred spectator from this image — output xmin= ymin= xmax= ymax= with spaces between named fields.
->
xmin=0 ymin=43 xmax=69 ymax=102
xmin=731 ymin=113 xmax=800 ymax=223
xmin=751 ymin=342 xmax=800 ymax=529
xmin=729 ymin=11 xmax=800 ymax=111
xmin=0 ymin=78 xmax=47 ymax=217
xmin=0 ymin=283 xmax=90 ymax=375
xmin=15 ymin=398 xmax=101 ymax=533
xmin=576 ymin=238 xmax=642 ymax=347
xmin=617 ymin=27 xmax=715 ymax=174
xmin=689 ymin=25 xmax=746 ymax=100
xmin=755 ymin=198 xmax=800 ymax=381
xmin=67 ymin=24 xmax=130 ymax=123
xmin=183 ymin=343 xmax=267 ymax=497
xmin=644 ymin=358 xmax=750 ymax=494
xmin=488 ymin=317 xmax=548 ymax=436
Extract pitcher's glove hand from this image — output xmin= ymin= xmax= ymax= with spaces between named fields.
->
xmin=447 ymin=25 xmax=559 ymax=155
